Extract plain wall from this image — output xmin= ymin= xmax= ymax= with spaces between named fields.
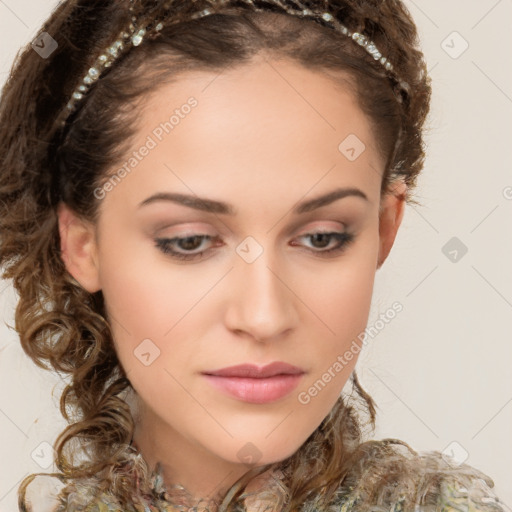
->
xmin=0 ymin=0 xmax=511 ymax=510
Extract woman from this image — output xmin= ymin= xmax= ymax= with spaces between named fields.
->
xmin=0 ymin=0 xmax=505 ymax=510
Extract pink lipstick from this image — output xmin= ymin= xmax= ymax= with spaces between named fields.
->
xmin=202 ymin=362 xmax=305 ymax=404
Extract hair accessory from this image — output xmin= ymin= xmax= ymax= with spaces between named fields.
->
xmin=56 ymin=0 xmax=410 ymax=128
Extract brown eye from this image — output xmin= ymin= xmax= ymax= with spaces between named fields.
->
xmin=292 ymin=231 xmax=355 ymax=257
xmin=154 ymin=234 xmax=216 ymax=261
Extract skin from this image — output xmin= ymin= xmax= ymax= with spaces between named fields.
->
xmin=58 ymin=54 xmax=406 ymax=507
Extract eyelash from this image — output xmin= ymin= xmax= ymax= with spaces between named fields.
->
xmin=154 ymin=230 xmax=356 ymax=261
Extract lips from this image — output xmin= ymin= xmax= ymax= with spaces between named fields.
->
xmin=202 ymin=362 xmax=306 ymax=403
xmin=202 ymin=361 xmax=304 ymax=378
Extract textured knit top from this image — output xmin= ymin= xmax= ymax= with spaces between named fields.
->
xmin=21 ymin=438 xmax=506 ymax=512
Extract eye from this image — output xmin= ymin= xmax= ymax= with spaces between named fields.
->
xmin=292 ymin=230 xmax=355 ymax=257
xmin=154 ymin=234 xmax=217 ymax=261
xmin=154 ymin=230 xmax=356 ymax=261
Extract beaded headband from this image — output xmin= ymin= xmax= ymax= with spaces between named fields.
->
xmin=56 ymin=0 xmax=410 ymax=128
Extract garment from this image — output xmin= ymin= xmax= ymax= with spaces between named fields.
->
xmin=22 ymin=439 xmax=505 ymax=512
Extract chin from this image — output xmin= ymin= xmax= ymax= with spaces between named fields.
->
xmin=214 ymin=437 xmax=303 ymax=467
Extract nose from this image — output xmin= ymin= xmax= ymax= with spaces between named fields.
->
xmin=224 ymin=245 xmax=298 ymax=342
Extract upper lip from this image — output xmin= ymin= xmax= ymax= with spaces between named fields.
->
xmin=203 ymin=362 xmax=305 ymax=378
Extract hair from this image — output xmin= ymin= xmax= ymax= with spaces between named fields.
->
xmin=0 ymin=0 xmax=434 ymax=510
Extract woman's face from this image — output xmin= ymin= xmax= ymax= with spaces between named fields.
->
xmin=59 ymin=55 xmax=405 ymax=495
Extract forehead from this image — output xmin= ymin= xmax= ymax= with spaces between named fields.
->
xmin=102 ymin=56 xmax=383 ymax=210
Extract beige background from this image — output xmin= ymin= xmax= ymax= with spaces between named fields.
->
xmin=1 ymin=0 xmax=511 ymax=510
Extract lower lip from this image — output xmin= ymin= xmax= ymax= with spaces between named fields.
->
xmin=202 ymin=373 xmax=304 ymax=404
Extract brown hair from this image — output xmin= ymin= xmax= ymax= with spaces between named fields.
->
xmin=0 ymin=0 xmax=433 ymax=510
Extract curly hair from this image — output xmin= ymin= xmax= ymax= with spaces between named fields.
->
xmin=0 ymin=0 xmax=434 ymax=510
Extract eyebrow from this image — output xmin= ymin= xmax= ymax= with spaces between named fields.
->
xmin=138 ymin=186 xmax=368 ymax=215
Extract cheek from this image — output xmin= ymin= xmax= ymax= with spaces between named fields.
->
xmin=96 ymin=233 xmax=223 ymax=384
xmin=96 ymin=229 xmax=199 ymax=332
xmin=302 ymin=233 xmax=378 ymax=393
xmin=295 ymin=256 xmax=376 ymax=415
xmin=308 ymin=236 xmax=378 ymax=335
xmin=305 ymin=267 xmax=374 ymax=378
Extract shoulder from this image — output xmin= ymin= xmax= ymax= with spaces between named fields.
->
xmin=330 ymin=438 xmax=506 ymax=512
xmin=18 ymin=449 xmax=160 ymax=512
xmin=436 ymin=470 xmax=504 ymax=512
xmin=19 ymin=473 xmax=125 ymax=512
xmin=416 ymin=449 xmax=505 ymax=512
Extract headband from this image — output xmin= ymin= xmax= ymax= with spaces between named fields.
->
xmin=56 ymin=0 xmax=410 ymax=128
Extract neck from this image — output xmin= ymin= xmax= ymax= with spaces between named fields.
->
xmin=131 ymin=404 xmax=263 ymax=509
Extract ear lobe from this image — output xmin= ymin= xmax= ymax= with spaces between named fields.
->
xmin=57 ymin=202 xmax=101 ymax=293
xmin=376 ymin=180 xmax=407 ymax=269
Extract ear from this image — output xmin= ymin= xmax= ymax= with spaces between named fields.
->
xmin=376 ymin=179 xmax=407 ymax=269
xmin=57 ymin=202 xmax=101 ymax=293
